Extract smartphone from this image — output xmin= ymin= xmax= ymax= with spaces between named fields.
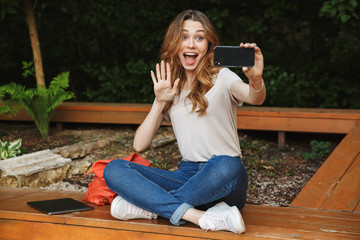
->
xmin=214 ymin=46 xmax=255 ymax=68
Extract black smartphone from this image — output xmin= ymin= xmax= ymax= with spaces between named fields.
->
xmin=214 ymin=46 xmax=255 ymax=68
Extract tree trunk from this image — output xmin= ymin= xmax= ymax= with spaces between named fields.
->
xmin=23 ymin=0 xmax=45 ymax=88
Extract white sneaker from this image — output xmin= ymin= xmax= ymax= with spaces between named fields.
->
xmin=198 ymin=202 xmax=246 ymax=234
xmin=110 ymin=196 xmax=158 ymax=220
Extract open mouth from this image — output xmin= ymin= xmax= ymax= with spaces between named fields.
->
xmin=183 ymin=52 xmax=198 ymax=65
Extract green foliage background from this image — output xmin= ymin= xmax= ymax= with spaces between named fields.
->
xmin=1 ymin=0 xmax=359 ymax=108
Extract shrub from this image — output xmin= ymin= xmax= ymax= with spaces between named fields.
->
xmin=0 ymin=71 xmax=74 ymax=139
xmin=0 ymin=139 xmax=22 ymax=160
xmin=304 ymin=140 xmax=333 ymax=162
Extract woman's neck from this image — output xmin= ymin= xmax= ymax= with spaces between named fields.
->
xmin=184 ymin=71 xmax=195 ymax=90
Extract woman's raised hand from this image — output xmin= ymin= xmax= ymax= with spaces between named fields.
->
xmin=240 ymin=43 xmax=264 ymax=81
xmin=151 ymin=61 xmax=180 ymax=102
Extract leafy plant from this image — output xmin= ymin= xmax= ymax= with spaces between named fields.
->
xmin=69 ymin=137 xmax=84 ymax=144
xmin=304 ymin=140 xmax=333 ymax=162
xmin=0 ymin=139 xmax=21 ymax=160
xmin=21 ymin=60 xmax=35 ymax=78
xmin=0 ymin=0 xmax=18 ymax=20
xmin=0 ymin=71 xmax=74 ymax=139
xmin=152 ymin=158 xmax=172 ymax=170
xmin=319 ymin=0 xmax=359 ymax=23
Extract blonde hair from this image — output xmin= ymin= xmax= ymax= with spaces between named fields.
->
xmin=160 ymin=10 xmax=220 ymax=116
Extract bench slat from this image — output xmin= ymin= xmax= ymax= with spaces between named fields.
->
xmin=1 ymin=187 xmax=359 ymax=240
xmin=290 ymin=121 xmax=360 ymax=211
xmin=320 ymin=153 xmax=360 ymax=211
xmin=1 ymin=103 xmax=360 ymax=134
xmin=236 ymin=115 xmax=357 ymax=133
xmin=0 ymin=220 xmax=201 ymax=240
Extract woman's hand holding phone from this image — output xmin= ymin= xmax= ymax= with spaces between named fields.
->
xmin=240 ymin=43 xmax=264 ymax=83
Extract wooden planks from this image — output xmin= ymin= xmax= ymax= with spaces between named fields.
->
xmin=0 ymin=187 xmax=359 ymax=240
xmin=242 ymin=204 xmax=360 ymax=239
xmin=321 ymin=153 xmax=360 ymax=211
xmin=53 ymin=103 xmax=152 ymax=125
xmin=1 ymin=103 xmax=360 ymax=134
xmin=290 ymin=120 xmax=360 ymax=212
xmin=236 ymin=107 xmax=360 ymax=134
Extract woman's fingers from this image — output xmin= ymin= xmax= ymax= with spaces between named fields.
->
xmin=166 ymin=62 xmax=171 ymax=82
xmin=172 ymin=78 xmax=180 ymax=92
xmin=151 ymin=70 xmax=157 ymax=85
xmin=238 ymin=42 xmax=264 ymax=79
xmin=154 ymin=61 xmax=172 ymax=82
xmin=155 ymin=61 xmax=170 ymax=83
xmin=161 ymin=61 xmax=166 ymax=81
xmin=152 ymin=61 xmax=178 ymax=102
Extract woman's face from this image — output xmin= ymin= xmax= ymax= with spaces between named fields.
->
xmin=177 ymin=20 xmax=209 ymax=73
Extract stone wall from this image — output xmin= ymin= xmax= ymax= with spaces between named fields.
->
xmin=0 ymin=137 xmax=115 ymax=188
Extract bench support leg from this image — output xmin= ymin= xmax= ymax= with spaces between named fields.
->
xmin=278 ymin=131 xmax=285 ymax=149
xmin=56 ymin=122 xmax=63 ymax=130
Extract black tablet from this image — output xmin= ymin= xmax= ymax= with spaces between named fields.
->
xmin=27 ymin=198 xmax=94 ymax=215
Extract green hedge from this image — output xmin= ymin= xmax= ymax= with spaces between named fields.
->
xmin=1 ymin=0 xmax=359 ymax=108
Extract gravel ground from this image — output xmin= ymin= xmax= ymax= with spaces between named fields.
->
xmin=1 ymin=122 xmax=342 ymax=206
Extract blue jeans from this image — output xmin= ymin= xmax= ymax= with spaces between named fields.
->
xmin=103 ymin=155 xmax=248 ymax=225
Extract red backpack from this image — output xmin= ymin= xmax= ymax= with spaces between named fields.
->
xmin=83 ymin=153 xmax=152 ymax=206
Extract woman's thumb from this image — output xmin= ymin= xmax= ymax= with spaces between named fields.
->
xmin=173 ymin=78 xmax=180 ymax=89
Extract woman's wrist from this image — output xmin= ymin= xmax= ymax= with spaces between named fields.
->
xmin=154 ymin=97 xmax=167 ymax=109
xmin=249 ymin=79 xmax=265 ymax=92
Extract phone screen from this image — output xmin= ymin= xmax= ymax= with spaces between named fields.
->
xmin=214 ymin=46 xmax=254 ymax=68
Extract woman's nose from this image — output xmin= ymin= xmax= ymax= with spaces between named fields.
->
xmin=188 ymin=37 xmax=195 ymax=48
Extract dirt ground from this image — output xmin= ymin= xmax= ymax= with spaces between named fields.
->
xmin=0 ymin=121 xmax=343 ymax=206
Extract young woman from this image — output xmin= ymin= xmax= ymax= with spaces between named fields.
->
xmin=104 ymin=9 xmax=265 ymax=234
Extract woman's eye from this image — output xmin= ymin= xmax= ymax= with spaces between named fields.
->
xmin=196 ymin=36 xmax=204 ymax=41
xmin=182 ymin=35 xmax=188 ymax=40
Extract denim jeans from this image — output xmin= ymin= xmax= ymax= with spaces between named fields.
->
xmin=103 ymin=155 xmax=248 ymax=225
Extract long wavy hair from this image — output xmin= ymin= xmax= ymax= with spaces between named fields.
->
xmin=160 ymin=10 xmax=220 ymax=116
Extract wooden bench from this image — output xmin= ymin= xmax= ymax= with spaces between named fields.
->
xmin=1 ymin=102 xmax=360 ymax=147
xmin=1 ymin=187 xmax=359 ymax=239
xmin=290 ymin=120 xmax=360 ymax=212
xmin=1 ymin=104 xmax=360 ymax=238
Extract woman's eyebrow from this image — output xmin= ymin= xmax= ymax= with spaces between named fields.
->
xmin=182 ymin=29 xmax=205 ymax=33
